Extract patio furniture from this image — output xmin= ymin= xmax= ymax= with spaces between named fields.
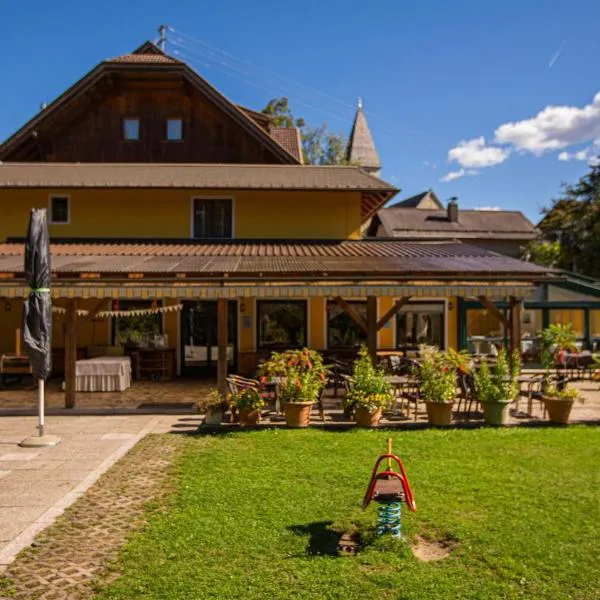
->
xmin=0 ymin=355 xmax=33 ymax=389
xmin=75 ymin=356 xmax=132 ymax=392
xmin=456 ymin=372 xmax=478 ymax=418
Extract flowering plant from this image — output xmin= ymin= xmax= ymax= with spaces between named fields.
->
xmin=418 ymin=345 xmax=457 ymax=404
xmin=344 ymin=346 xmax=392 ymax=412
xmin=230 ymin=385 xmax=266 ymax=410
xmin=474 ymin=348 xmax=521 ymax=404
xmin=200 ymin=388 xmax=229 ymax=412
xmin=258 ymin=348 xmax=327 ymax=403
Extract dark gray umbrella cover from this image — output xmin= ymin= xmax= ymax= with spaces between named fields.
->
xmin=23 ymin=209 xmax=52 ymax=380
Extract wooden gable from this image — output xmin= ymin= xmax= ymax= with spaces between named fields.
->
xmin=0 ymin=43 xmax=298 ymax=165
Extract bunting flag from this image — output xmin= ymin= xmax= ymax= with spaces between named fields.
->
xmin=52 ymin=304 xmax=184 ymax=319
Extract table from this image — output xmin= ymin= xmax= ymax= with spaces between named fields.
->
xmin=75 ymin=356 xmax=132 ymax=392
xmin=386 ymin=375 xmax=415 ymax=416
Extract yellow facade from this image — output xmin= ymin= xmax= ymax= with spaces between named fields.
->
xmin=0 ymin=189 xmax=363 ymax=241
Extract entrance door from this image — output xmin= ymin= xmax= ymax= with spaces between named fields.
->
xmin=181 ymin=301 xmax=237 ymax=376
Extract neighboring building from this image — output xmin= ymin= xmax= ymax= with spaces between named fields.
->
xmin=367 ymin=196 xmax=538 ymax=258
xmin=369 ymin=191 xmax=600 ymax=357
xmin=0 ymin=41 xmax=553 ymax=404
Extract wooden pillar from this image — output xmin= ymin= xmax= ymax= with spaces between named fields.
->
xmin=366 ymin=296 xmax=378 ymax=362
xmin=217 ymin=298 xmax=228 ymax=396
xmin=64 ymin=299 xmax=78 ymax=409
xmin=509 ymin=297 xmax=521 ymax=357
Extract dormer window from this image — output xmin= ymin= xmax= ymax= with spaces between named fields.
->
xmin=123 ymin=118 xmax=139 ymax=140
xmin=166 ymin=118 xmax=183 ymax=141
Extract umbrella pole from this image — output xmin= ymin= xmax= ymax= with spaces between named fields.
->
xmin=38 ymin=379 xmax=45 ymax=437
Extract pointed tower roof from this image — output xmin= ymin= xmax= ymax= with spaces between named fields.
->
xmin=347 ymin=99 xmax=381 ymax=174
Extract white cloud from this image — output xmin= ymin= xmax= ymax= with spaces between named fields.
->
xmin=440 ymin=168 xmax=478 ymax=182
xmin=495 ymin=92 xmax=600 ymax=155
xmin=475 ymin=206 xmax=501 ymax=211
xmin=422 ymin=160 xmax=437 ymax=169
xmin=558 ymin=148 xmax=593 ymax=161
xmin=447 ymin=136 xmax=510 ymax=168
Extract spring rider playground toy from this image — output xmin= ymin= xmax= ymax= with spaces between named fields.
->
xmin=362 ymin=438 xmax=416 ymax=538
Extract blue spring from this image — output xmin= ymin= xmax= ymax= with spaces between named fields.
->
xmin=377 ymin=502 xmax=402 ymax=538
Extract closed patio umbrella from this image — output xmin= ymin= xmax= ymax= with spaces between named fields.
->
xmin=20 ymin=208 xmax=60 ymax=447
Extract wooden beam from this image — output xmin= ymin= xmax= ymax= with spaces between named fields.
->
xmin=376 ymin=296 xmax=412 ymax=331
xmin=367 ymin=296 xmax=378 ymax=361
xmin=477 ymin=296 xmax=509 ymax=329
xmin=332 ymin=297 xmax=367 ymax=333
xmin=509 ymin=297 xmax=522 ymax=357
xmin=217 ymin=298 xmax=228 ymax=397
xmin=64 ymin=299 xmax=78 ymax=409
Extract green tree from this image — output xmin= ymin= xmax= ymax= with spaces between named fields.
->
xmin=261 ymin=97 xmax=305 ymax=128
xmin=530 ymin=162 xmax=600 ymax=277
xmin=522 ymin=239 xmax=562 ymax=267
xmin=262 ymin=97 xmax=350 ymax=165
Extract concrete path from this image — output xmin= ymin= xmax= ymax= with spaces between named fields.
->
xmin=0 ymin=414 xmax=187 ymax=567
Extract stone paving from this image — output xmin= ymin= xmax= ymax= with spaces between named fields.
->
xmin=0 ymin=433 xmax=185 ymax=599
xmin=0 ymin=378 xmax=212 ymax=412
xmin=0 ymin=414 xmax=188 ymax=569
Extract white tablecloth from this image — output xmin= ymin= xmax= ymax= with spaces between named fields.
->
xmin=75 ymin=356 xmax=132 ymax=392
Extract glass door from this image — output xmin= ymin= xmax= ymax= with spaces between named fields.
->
xmin=181 ymin=301 xmax=237 ymax=376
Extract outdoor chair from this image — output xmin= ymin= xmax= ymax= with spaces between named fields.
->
xmin=456 ymin=372 xmax=478 ymax=419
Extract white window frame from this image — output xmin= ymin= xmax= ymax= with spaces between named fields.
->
xmin=122 ymin=117 xmax=140 ymax=141
xmin=393 ymin=298 xmax=448 ymax=350
xmin=189 ymin=197 xmax=235 ymax=240
xmin=48 ymin=194 xmax=70 ymax=225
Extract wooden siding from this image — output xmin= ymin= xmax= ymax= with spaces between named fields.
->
xmin=5 ymin=74 xmax=284 ymax=164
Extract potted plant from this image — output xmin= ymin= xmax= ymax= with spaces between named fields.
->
xmin=259 ymin=348 xmax=326 ymax=428
xmin=473 ymin=348 xmax=520 ymax=426
xmin=419 ymin=345 xmax=457 ymax=426
xmin=541 ymin=323 xmax=578 ymax=388
xmin=231 ymin=385 xmax=266 ymax=426
xmin=542 ymin=383 xmax=583 ymax=424
xmin=344 ymin=346 xmax=392 ymax=427
xmin=201 ymin=388 xmax=229 ymax=425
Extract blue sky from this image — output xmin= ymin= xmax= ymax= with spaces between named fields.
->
xmin=2 ymin=0 xmax=599 ymax=222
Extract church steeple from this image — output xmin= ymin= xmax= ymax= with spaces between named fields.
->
xmin=347 ymin=98 xmax=381 ymax=177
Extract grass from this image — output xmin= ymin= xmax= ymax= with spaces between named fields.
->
xmin=98 ymin=426 xmax=600 ymax=600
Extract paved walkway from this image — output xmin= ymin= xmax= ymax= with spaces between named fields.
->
xmin=0 ymin=414 xmax=189 ymax=568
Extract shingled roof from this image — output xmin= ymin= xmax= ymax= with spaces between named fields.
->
xmin=269 ymin=128 xmax=304 ymax=163
xmin=371 ymin=207 xmax=538 ymax=241
xmin=347 ymin=101 xmax=380 ymax=173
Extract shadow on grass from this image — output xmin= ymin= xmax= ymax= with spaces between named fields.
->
xmin=288 ymin=520 xmax=341 ymax=557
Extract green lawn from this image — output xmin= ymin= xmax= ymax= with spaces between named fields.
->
xmin=98 ymin=427 xmax=600 ymax=600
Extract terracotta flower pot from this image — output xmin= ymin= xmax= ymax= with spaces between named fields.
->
xmin=543 ymin=397 xmax=574 ymax=424
xmin=425 ymin=401 xmax=453 ymax=426
xmin=354 ymin=406 xmax=382 ymax=427
xmin=282 ymin=401 xmax=313 ymax=428
xmin=482 ymin=401 xmax=510 ymax=426
xmin=238 ymin=407 xmax=261 ymax=426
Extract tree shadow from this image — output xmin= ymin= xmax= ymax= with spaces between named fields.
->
xmin=288 ymin=520 xmax=340 ymax=557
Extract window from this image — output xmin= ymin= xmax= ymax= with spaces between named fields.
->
xmin=49 ymin=196 xmax=69 ymax=224
xmin=257 ymin=301 xmax=306 ymax=349
xmin=192 ymin=199 xmax=233 ymax=239
xmin=166 ymin=118 xmax=183 ymax=140
xmin=123 ymin=118 xmax=139 ymax=140
xmin=465 ymin=306 xmax=505 ymax=356
xmin=327 ymin=300 xmax=367 ymax=349
xmin=397 ymin=302 xmax=445 ymax=349
xmin=112 ymin=300 xmax=162 ymax=347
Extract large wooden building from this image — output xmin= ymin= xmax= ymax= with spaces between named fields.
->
xmin=0 ymin=42 xmax=555 ymax=406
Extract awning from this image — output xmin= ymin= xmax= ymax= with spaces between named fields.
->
xmin=0 ymin=281 xmax=536 ymax=300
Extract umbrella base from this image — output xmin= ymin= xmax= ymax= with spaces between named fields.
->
xmin=19 ymin=434 xmax=61 ymax=448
